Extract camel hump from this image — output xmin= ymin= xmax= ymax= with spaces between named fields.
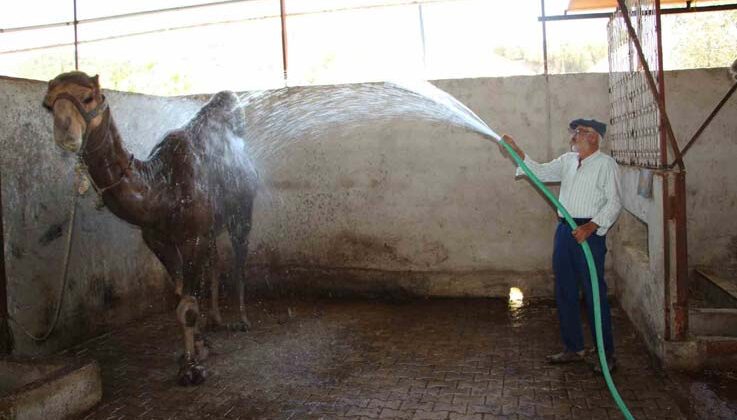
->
xmin=188 ymin=91 xmax=247 ymax=139
xmin=207 ymin=90 xmax=239 ymax=110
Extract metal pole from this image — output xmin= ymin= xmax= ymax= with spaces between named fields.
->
xmin=73 ymin=0 xmax=79 ymax=70
xmin=656 ymin=0 xmax=667 ymax=167
xmin=662 ymin=173 xmax=672 ymax=340
xmin=673 ymin=171 xmax=689 ymax=340
xmin=418 ymin=3 xmax=427 ymax=72
xmin=279 ymin=0 xmax=288 ymax=82
xmin=541 ymin=0 xmax=548 ymax=75
xmin=538 ymin=3 xmax=737 ymax=22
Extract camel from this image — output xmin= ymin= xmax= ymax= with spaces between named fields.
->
xmin=43 ymin=72 xmax=258 ymax=385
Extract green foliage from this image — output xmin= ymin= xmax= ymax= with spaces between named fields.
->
xmin=548 ymin=43 xmax=608 ymax=74
xmin=670 ymin=11 xmax=737 ymax=69
xmin=4 ymin=52 xmax=193 ymax=96
xmin=79 ymin=59 xmax=193 ymax=96
xmin=495 ymin=42 xmax=608 ymax=74
xmin=15 ymin=51 xmax=76 ymax=82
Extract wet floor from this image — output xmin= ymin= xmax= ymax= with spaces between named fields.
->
xmin=668 ymin=368 xmax=737 ymax=420
xmin=63 ymin=297 xmax=713 ymax=419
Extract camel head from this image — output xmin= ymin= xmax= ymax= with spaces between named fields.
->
xmin=43 ymin=71 xmax=107 ymax=153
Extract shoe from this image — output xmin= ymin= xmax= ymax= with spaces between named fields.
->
xmin=546 ymin=350 xmax=585 ymax=364
xmin=592 ymin=356 xmax=617 ymax=373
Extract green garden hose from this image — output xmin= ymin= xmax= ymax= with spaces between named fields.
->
xmin=498 ymin=139 xmax=634 ymax=420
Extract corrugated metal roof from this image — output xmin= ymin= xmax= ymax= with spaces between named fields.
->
xmin=567 ymin=0 xmax=687 ymax=12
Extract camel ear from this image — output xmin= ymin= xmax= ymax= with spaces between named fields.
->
xmin=92 ymin=75 xmax=100 ymax=88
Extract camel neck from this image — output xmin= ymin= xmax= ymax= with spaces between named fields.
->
xmin=81 ymin=111 xmax=153 ymax=225
xmin=82 ymin=111 xmax=131 ymax=186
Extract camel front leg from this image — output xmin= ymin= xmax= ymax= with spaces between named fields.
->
xmin=194 ymin=323 xmax=211 ymax=361
xmin=209 ymin=277 xmax=223 ymax=327
xmin=230 ymin=239 xmax=252 ymax=331
xmin=237 ymin=277 xmax=251 ymax=330
xmin=208 ymin=240 xmax=224 ymax=329
xmin=176 ymin=295 xmax=207 ymax=385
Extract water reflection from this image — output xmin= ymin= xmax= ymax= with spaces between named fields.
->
xmin=508 ymin=287 xmax=525 ymax=328
xmin=508 ymin=287 xmax=524 ymax=309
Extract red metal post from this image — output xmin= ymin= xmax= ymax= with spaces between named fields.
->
xmin=662 ymin=174 xmax=672 ymax=339
xmin=655 ymin=0 xmax=666 ymax=167
xmin=673 ymin=171 xmax=689 ymax=340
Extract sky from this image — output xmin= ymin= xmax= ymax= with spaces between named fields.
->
xmin=0 ymin=0 xmax=604 ymax=56
xmin=0 ymin=0 xmax=642 ymax=92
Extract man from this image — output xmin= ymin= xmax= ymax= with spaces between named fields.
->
xmin=501 ymin=118 xmax=622 ymax=372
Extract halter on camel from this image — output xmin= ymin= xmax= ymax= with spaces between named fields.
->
xmin=45 ymin=91 xmax=133 ymax=196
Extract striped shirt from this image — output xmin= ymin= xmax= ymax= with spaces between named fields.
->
xmin=515 ymin=150 xmax=622 ymax=236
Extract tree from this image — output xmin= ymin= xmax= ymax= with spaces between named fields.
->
xmin=669 ymin=11 xmax=737 ymax=69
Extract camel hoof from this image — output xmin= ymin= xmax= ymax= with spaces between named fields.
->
xmin=177 ymin=361 xmax=207 ymax=386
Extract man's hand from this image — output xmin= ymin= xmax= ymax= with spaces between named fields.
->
xmin=500 ymin=134 xmax=525 ymax=161
xmin=572 ymin=221 xmax=598 ymax=243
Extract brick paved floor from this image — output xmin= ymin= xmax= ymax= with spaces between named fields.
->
xmin=67 ymin=297 xmax=687 ymax=419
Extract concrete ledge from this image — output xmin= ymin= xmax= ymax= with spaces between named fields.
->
xmin=697 ymin=336 xmax=737 ymax=368
xmin=694 ymin=267 xmax=737 ymax=308
xmin=662 ymin=340 xmax=702 ymax=370
xmin=661 ymin=337 xmax=737 ymax=370
xmin=689 ymin=307 xmax=737 ymax=337
xmin=0 ymin=357 xmax=101 ymax=420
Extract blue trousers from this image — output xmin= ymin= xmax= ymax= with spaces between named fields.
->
xmin=553 ymin=219 xmax=614 ymax=356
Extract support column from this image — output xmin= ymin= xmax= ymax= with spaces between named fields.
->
xmin=663 ymin=170 xmax=689 ymax=341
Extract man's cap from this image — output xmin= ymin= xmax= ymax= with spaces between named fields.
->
xmin=569 ymin=118 xmax=607 ymax=138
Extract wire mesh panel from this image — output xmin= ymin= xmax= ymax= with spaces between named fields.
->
xmin=607 ymin=0 xmax=663 ymax=168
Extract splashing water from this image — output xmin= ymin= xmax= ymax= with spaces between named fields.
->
xmin=237 ymin=80 xmax=502 ymax=162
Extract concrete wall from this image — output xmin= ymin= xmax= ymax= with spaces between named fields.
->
xmin=244 ymin=74 xmax=611 ymax=297
xmin=609 ymin=170 xmax=667 ymax=355
xmin=666 ymin=69 xmax=737 ymax=271
xmin=2 ymin=68 xmax=735 ymax=355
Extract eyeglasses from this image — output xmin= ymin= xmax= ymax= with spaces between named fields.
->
xmin=569 ymin=128 xmax=596 ymax=137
